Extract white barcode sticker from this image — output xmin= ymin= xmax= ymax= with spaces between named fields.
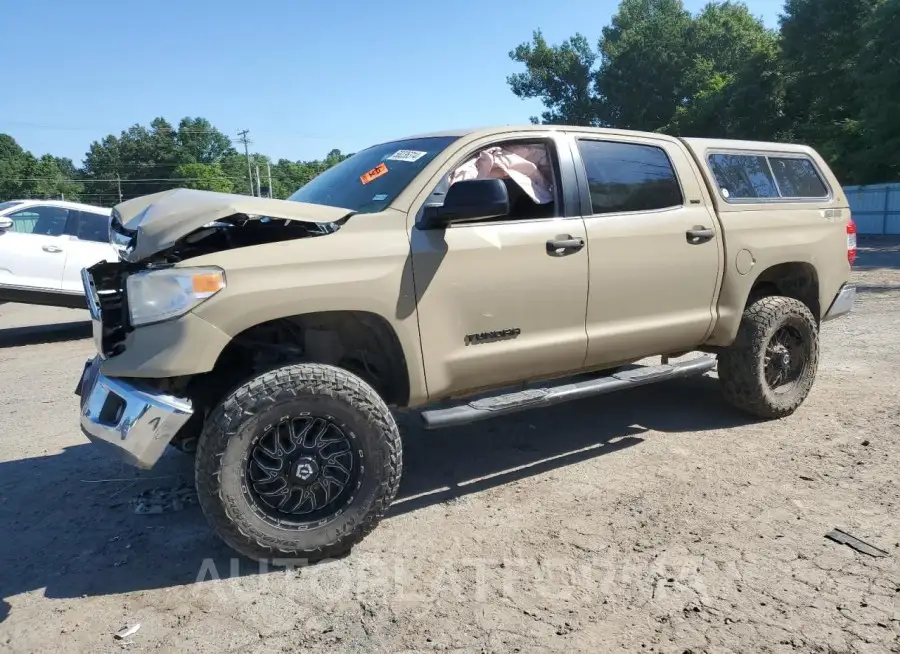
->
xmin=386 ymin=149 xmax=427 ymax=163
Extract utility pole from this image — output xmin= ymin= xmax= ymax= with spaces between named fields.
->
xmin=266 ymin=161 xmax=273 ymax=199
xmin=116 ymin=173 xmax=123 ymax=203
xmin=255 ymin=164 xmax=262 ymax=199
xmin=236 ymin=129 xmax=254 ymax=196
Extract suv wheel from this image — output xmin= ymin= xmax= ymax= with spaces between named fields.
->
xmin=195 ymin=363 xmax=402 ymax=563
xmin=718 ymin=295 xmax=819 ymax=419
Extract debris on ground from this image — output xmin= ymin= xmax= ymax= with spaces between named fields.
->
xmin=824 ymin=528 xmax=889 ymax=557
xmin=131 ymin=485 xmax=197 ymax=515
xmin=114 ymin=623 xmax=141 ymax=640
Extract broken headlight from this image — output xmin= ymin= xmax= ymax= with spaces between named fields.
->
xmin=109 ymin=208 xmax=138 ymax=261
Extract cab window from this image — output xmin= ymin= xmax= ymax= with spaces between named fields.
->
xmin=440 ymin=139 xmax=560 ymax=221
xmin=577 ymin=140 xmax=683 ymax=214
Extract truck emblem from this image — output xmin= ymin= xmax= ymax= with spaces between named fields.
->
xmin=464 ymin=328 xmax=521 ymax=346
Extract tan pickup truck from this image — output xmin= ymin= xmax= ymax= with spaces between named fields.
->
xmin=76 ymin=125 xmax=857 ymax=563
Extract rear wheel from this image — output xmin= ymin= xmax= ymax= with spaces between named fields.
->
xmin=718 ymin=296 xmax=819 ymax=419
xmin=195 ymin=363 xmax=402 ymax=563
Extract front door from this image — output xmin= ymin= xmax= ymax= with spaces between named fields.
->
xmin=0 ymin=205 xmax=71 ymax=290
xmin=409 ymin=133 xmax=590 ymax=400
xmin=570 ymin=134 xmax=723 ymax=367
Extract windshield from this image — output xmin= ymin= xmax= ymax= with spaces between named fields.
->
xmin=0 ymin=201 xmax=25 ymax=213
xmin=287 ymin=136 xmax=459 ymax=213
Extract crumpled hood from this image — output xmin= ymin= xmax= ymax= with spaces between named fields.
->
xmin=112 ymin=188 xmax=354 ymax=261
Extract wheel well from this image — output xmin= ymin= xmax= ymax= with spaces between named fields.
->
xmin=747 ymin=263 xmax=820 ymax=320
xmin=185 ymin=310 xmax=409 ymax=413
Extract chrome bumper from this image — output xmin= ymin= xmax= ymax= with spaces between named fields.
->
xmin=823 ymin=284 xmax=857 ymax=322
xmin=77 ymin=356 xmax=193 ymax=469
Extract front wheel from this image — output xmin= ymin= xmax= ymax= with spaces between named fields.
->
xmin=718 ymin=296 xmax=819 ymax=419
xmin=195 ymin=363 xmax=402 ymax=563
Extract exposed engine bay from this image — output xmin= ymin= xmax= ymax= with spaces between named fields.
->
xmin=119 ymin=213 xmax=342 ymax=265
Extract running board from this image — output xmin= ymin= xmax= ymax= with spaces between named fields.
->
xmin=420 ymin=356 xmax=717 ymax=430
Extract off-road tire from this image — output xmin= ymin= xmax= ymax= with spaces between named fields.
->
xmin=718 ymin=295 xmax=819 ymax=419
xmin=195 ymin=363 xmax=402 ymax=564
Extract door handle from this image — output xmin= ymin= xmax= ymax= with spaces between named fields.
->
xmin=686 ymin=226 xmax=715 ymax=244
xmin=546 ymin=235 xmax=585 ymax=256
xmin=42 ymin=245 xmax=63 ymax=253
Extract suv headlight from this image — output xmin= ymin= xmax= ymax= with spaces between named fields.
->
xmin=126 ymin=267 xmax=226 ymax=326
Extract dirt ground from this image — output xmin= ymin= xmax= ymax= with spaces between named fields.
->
xmin=0 ymin=238 xmax=898 ymax=654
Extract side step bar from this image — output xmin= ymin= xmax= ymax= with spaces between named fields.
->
xmin=420 ymin=356 xmax=717 ymax=430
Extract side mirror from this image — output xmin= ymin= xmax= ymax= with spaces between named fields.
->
xmin=0 ymin=217 xmax=12 ymax=230
xmin=420 ymin=179 xmax=510 ymax=230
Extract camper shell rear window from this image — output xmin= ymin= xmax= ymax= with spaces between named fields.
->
xmin=707 ymin=152 xmax=830 ymax=202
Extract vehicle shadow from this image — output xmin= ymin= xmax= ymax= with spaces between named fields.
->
xmin=0 ymin=374 xmax=755 ymax=622
xmin=0 ymin=321 xmax=92 ymax=347
xmin=392 ymin=374 xmax=749 ymax=515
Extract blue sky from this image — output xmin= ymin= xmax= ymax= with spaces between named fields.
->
xmin=2 ymin=0 xmax=784 ymax=165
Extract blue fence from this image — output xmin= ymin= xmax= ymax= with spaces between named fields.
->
xmin=843 ymin=183 xmax=900 ymax=235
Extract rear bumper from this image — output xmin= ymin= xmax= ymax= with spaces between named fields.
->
xmin=823 ymin=284 xmax=856 ymax=322
xmin=76 ymin=356 xmax=193 ymax=469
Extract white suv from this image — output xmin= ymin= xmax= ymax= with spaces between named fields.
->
xmin=0 ymin=200 xmax=118 ymax=308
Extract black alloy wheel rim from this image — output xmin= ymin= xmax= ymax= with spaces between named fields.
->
xmin=764 ymin=323 xmax=809 ymax=393
xmin=246 ymin=414 xmax=358 ymax=523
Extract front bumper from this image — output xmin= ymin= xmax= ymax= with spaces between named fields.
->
xmin=823 ymin=284 xmax=857 ymax=322
xmin=76 ymin=356 xmax=194 ymax=469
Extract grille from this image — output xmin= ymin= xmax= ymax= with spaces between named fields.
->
xmin=87 ymin=262 xmax=130 ymax=357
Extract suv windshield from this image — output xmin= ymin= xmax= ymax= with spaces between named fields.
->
xmin=287 ymin=136 xmax=459 ymax=213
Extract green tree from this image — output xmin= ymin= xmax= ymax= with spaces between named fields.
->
xmin=0 ymin=134 xmax=31 ymax=200
xmin=0 ymin=115 xmax=354 ymax=204
xmin=854 ymin=0 xmax=900 ymax=183
xmin=81 ymin=117 xmax=236 ymax=202
xmin=508 ymin=31 xmax=602 ymax=125
xmin=507 ymin=0 xmax=777 ymax=134
xmin=173 ymin=163 xmax=234 ymax=193
xmin=595 ymin=0 xmax=694 ymax=130
xmin=779 ymin=0 xmax=880 ymax=183
xmin=668 ymin=33 xmax=787 ymax=140
xmin=0 ymin=135 xmax=83 ymax=201
xmin=175 ymin=117 xmax=236 ymax=164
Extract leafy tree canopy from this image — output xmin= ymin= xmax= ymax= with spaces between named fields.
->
xmin=508 ymin=0 xmax=897 ymax=184
xmin=1 ymin=117 xmax=349 ymax=204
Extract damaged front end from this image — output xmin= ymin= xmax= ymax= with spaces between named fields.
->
xmin=76 ymin=189 xmax=353 ymax=468
xmin=90 ymin=213 xmax=344 ymax=356
xmin=87 ymin=188 xmax=354 ymax=354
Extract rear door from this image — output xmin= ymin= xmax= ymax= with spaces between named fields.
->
xmin=61 ymin=210 xmax=117 ymax=292
xmin=0 ymin=205 xmax=71 ymax=290
xmin=569 ymin=133 xmax=723 ymax=367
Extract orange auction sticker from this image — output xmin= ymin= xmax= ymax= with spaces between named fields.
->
xmin=360 ymin=162 xmax=389 ymax=185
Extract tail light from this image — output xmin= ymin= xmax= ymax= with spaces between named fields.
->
xmin=847 ymin=219 xmax=857 ymax=266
